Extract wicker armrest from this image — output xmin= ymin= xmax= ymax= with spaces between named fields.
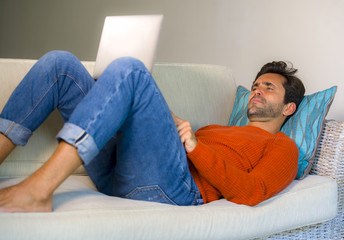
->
xmin=311 ymin=119 xmax=344 ymax=179
xmin=310 ymin=119 xmax=344 ymax=238
xmin=263 ymin=120 xmax=344 ymax=239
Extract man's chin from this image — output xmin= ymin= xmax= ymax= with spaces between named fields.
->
xmin=247 ymin=109 xmax=262 ymax=119
xmin=247 ymin=112 xmax=269 ymax=122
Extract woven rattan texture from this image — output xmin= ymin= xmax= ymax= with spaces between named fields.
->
xmin=259 ymin=120 xmax=344 ymax=240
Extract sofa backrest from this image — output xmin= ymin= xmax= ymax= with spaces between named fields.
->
xmin=0 ymin=59 xmax=237 ymax=177
xmin=152 ymin=63 xmax=236 ymax=131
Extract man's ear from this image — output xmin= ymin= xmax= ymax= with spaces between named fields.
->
xmin=283 ymin=102 xmax=297 ymax=117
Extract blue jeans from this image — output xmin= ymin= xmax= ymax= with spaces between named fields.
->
xmin=0 ymin=51 xmax=203 ymax=206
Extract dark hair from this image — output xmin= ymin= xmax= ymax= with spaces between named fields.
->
xmin=255 ymin=61 xmax=305 ymax=111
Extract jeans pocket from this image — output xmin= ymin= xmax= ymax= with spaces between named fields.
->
xmin=125 ymin=185 xmax=177 ymax=205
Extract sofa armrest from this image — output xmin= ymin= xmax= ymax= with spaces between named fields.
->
xmin=310 ymin=119 xmax=344 ymax=237
xmin=311 ymin=120 xmax=344 ymax=179
xmin=265 ymin=120 xmax=344 ymax=239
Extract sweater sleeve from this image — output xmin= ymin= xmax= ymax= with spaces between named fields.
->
xmin=187 ymin=136 xmax=299 ymax=206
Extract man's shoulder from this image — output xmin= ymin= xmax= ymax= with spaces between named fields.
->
xmin=275 ymin=131 xmax=298 ymax=147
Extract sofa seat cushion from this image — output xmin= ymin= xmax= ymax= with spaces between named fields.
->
xmin=0 ymin=175 xmax=337 ymax=240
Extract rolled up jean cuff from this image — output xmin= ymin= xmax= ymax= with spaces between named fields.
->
xmin=56 ymin=123 xmax=99 ymax=165
xmin=0 ymin=118 xmax=32 ymax=146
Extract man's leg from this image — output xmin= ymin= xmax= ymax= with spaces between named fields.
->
xmin=1 ymin=56 xmax=201 ymax=212
xmin=0 ymin=141 xmax=81 ymax=212
xmin=0 ymin=51 xmax=95 ymax=212
xmin=0 ymin=50 xmax=95 ymax=162
xmin=0 ymin=134 xmax=15 ymax=165
xmin=69 ymin=57 xmax=202 ymax=205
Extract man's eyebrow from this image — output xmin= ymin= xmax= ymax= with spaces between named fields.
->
xmin=251 ymin=81 xmax=277 ymax=89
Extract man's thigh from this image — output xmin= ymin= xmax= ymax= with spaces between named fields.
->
xmin=113 ymin=85 xmax=198 ymax=205
xmin=87 ymin=82 xmax=200 ymax=205
xmin=82 ymin=58 xmax=201 ymax=206
xmin=113 ymin=107 xmax=201 ymax=206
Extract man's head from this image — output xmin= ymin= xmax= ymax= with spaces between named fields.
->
xmin=247 ymin=61 xmax=305 ymax=128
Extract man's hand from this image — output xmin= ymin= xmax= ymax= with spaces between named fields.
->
xmin=171 ymin=112 xmax=198 ymax=153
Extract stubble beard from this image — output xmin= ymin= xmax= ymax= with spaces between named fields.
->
xmin=247 ymin=99 xmax=285 ymax=120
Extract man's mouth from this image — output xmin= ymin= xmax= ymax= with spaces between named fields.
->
xmin=250 ymin=97 xmax=264 ymax=104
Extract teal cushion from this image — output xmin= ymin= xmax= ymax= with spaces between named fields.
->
xmin=228 ymin=86 xmax=250 ymax=127
xmin=228 ymin=85 xmax=337 ymax=179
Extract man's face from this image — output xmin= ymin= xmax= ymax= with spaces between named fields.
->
xmin=247 ymin=73 xmax=287 ymax=121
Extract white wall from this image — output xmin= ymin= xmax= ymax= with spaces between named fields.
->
xmin=1 ymin=0 xmax=343 ymax=120
xmin=159 ymin=0 xmax=344 ymax=121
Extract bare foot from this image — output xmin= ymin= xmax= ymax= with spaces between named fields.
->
xmin=0 ymin=141 xmax=82 ymax=213
xmin=0 ymin=181 xmax=52 ymax=213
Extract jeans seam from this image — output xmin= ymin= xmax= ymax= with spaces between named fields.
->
xmin=17 ymin=69 xmax=89 ymax=125
xmin=18 ymin=78 xmax=58 ymax=125
xmin=84 ymin=84 xmax=115 ymax=132
xmin=56 ymin=73 xmax=90 ymax=114
xmin=125 ymin=185 xmax=177 ymax=205
xmin=84 ymin=67 xmax=142 ymax=132
xmin=64 ymin=73 xmax=89 ymax=96
xmin=4 ymin=122 xmax=15 ymax=136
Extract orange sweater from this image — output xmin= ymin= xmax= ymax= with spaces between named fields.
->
xmin=187 ymin=125 xmax=298 ymax=206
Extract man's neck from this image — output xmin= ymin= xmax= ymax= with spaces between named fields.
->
xmin=248 ymin=119 xmax=284 ymax=135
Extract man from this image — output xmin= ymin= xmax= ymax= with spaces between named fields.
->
xmin=0 ymin=51 xmax=305 ymax=212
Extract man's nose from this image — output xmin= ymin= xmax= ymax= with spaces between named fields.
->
xmin=253 ymin=87 xmax=263 ymax=95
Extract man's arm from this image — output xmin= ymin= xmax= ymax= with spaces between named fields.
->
xmin=171 ymin=112 xmax=197 ymax=153
xmin=187 ymin=133 xmax=299 ymax=206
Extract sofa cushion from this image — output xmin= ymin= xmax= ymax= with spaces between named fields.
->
xmin=0 ymin=60 xmax=237 ymax=177
xmin=0 ymin=175 xmax=337 ymax=239
xmin=152 ymin=63 xmax=237 ymax=132
xmin=228 ymin=85 xmax=337 ymax=179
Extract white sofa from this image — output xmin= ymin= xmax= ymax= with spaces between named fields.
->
xmin=0 ymin=58 xmax=343 ymax=240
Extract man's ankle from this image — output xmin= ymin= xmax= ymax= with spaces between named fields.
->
xmin=0 ymin=133 xmax=16 ymax=164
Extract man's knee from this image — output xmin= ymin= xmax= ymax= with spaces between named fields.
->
xmin=106 ymin=57 xmax=148 ymax=75
xmin=40 ymin=51 xmax=79 ymax=67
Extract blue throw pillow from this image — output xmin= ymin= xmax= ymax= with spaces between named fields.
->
xmin=228 ymin=85 xmax=337 ymax=179
xmin=228 ymin=86 xmax=250 ymax=127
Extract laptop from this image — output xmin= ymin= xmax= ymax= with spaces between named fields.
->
xmin=93 ymin=15 xmax=164 ymax=79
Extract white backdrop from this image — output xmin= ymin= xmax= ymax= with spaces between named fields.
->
xmin=1 ymin=0 xmax=343 ymax=120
